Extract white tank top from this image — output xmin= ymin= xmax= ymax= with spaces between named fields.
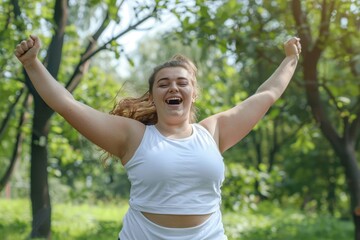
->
xmin=124 ymin=124 xmax=225 ymax=215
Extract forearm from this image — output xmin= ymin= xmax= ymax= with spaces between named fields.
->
xmin=256 ymin=55 xmax=298 ymax=102
xmin=24 ymin=58 xmax=75 ymax=113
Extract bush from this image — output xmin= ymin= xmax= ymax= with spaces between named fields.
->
xmin=223 ymin=201 xmax=353 ymax=240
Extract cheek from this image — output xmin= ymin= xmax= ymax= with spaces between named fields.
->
xmin=190 ymin=87 xmax=197 ymax=100
xmin=190 ymin=81 xmax=197 ymax=96
xmin=152 ymin=89 xmax=164 ymax=102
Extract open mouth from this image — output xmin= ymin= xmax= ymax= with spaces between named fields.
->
xmin=165 ymin=97 xmax=183 ymax=105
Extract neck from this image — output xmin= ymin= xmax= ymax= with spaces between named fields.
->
xmin=155 ymin=121 xmax=193 ymax=139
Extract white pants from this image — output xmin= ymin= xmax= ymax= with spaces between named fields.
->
xmin=118 ymin=207 xmax=227 ymax=240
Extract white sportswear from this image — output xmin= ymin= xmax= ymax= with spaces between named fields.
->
xmin=124 ymin=123 xmax=225 ymax=215
xmin=119 ymin=207 xmax=227 ymax=240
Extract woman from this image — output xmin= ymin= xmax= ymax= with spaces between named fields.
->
xmin=15 ymin=35 xmax=301 ymax=239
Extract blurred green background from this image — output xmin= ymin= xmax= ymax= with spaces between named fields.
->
xmin=1 ymin=0 xmax=359 ymax=239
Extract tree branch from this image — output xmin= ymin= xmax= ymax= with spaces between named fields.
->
xmin=0 ymin=92 xmax=30 ymax=191
xmin=1 ymin=0 xmax=23 ymax=37
xmin=10 ymin=0 xmax=21 ymax=17
xmin=312 ymin=0 xmax=335 ymax=57
xmin=65 ymin=3 xmax=159 ymax=92
xmin=291 ymin=0 xmax=312 ymax=49
xmin=65 ymin=8 xmax=111 ymax=92
xmin=349 ymin=107 xmax=360 ymax=143
xmin=82 ymin=9 xmax=157 ymax=65
xmin=43 ymin=0 xmax=68 ymax=77
xmin=320 ymin=81 xmax=343 ymax=113
xmin=0 ymin=87 xmax=25 ymax=140
xmin=292 ymin=0 xmax=342 ymax=150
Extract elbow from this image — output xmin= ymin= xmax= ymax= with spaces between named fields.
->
xmin=255 ymin=89 xmax=279 ymax=105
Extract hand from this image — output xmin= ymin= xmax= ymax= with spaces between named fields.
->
xmin=284 ymin=37 xmax=301 ymax=59
xmin=15 ymin=35 xmax=41 ymax=66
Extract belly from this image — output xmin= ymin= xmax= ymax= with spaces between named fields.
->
xmin=141 ymin=212 xmax=212 ymax=228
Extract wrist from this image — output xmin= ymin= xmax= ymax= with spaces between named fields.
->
xmin=285 ymin=54 xmax=299 ymax=61
xmin=22 ymin=57 xmax=40 ymax=69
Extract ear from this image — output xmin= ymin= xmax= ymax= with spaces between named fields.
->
xmin=149 ymin=94 xmax=155 ymax=105
xmin=192 ymin=93 xmax=197 ymax=103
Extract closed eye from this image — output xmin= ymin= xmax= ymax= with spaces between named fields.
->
xmin=178 ymin=80 xmax=189 ymax=86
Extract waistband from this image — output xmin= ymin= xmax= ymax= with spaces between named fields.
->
xmin=119 ymin=207 xmax=227 ymax=240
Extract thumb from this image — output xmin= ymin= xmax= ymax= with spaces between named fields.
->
xmin=30 ymin=34 xmax=41 ymax=49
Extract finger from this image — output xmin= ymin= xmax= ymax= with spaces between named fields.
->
xmin=30 ymin=34 xmax=41 ymax=48
xmin=284 ymin=38 xmax=296 ymax=48
xmin=30 ymin=34 xmax=38 ymax=41
xmin=20 ymin=40 xmax=30 ymax=52
xmin=27 ymin=38 xmax=34 ymax=48
xmin=15 ymin=49 xmax=23 ymax=58
xmin=286 ymin=37 xmax=296 ymax=44
xmin=15 ymin=44 xmax=25 ymax=56
xmin=293 ymin=37 xmax=301 ymax=44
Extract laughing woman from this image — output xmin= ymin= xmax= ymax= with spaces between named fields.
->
xmin=15 ymin=35 xmax=301 ymax=240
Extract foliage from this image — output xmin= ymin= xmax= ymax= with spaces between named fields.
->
xmin=0 ymin=198 xmax=353 ymax=240
xmin=0 ymin=0 xmax=176 ymax=198
xmin=172 ymin=0 xmax=357 ymax=219
xmin=223 ymin=201 xmax=353 ymax=240
xmin=47 ymin=60 xmax=132 ymax=204
xmin=1 ymin=0 xmax=359 ymax=237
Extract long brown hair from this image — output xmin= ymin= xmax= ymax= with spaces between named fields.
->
xmin=110 ymin=54 xmax=199 ymax=124
xmin=103 ymin=54 xmax=198 ymax=165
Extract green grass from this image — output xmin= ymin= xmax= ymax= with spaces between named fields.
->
xmin=0 ymin=198 xmax=354 ymax=240
xmin=0 ymin=198 xmax=127 ymax=240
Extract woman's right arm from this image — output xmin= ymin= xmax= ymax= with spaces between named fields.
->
xmin=15 ymin=35 xmax=144 ymax=161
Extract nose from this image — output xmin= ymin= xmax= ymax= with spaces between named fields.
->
xmin=169 ymin=82 xmax=179 ymax=93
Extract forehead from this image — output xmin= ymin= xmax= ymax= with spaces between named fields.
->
xmin=155 ymin=67 xmax=191 ymax=81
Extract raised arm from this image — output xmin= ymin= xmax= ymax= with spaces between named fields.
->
xmin=15 ymin=35 xmax=144 ymax=162
xmin=200 ymin=37 xmax=301 ymax=153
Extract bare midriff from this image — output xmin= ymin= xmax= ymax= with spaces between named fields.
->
xmin=141 ymin=212 xmax=212 ymax=228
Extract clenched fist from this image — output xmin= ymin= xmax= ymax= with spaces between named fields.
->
xmin=15 ymin=35 xmax=41 ymax=66
xmin=284 ymin=37 xmax=301 ymax=59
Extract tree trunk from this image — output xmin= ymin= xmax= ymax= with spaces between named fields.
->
xmin=301 ymin=30 xmax=360 ymax=240
xmin=339 ymin=145 xmax=360 ymax=240
xmin=291 ymin=1 xmax=360 ymax=238
xmin=27 ymin=0 xmax=68 ymax=238
xmin=30 ymin=100 xmax=53 ymax=239
xmin=355 ymin=211 xmax=360 ymax=240
xmin=22 ymin=0 xmax=159 ymax=237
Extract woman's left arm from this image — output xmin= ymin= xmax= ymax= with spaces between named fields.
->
xmin=200 ymin=37 xmax=301 ymax=153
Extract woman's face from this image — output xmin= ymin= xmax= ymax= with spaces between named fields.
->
xmin=151 ymin=67 xmax=196 ymax=124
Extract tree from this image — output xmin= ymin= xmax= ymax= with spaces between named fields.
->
xmin=291 ymin=0 xmax=360 ymax=238
xmin=174 ymin=0 xmax=360 ymax=238
xmin=1 ymin=0 xmax=174 ymax=238
xmin=173 ymin=0 xmax=314 ymax=208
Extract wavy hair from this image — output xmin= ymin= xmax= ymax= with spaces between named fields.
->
xmin=101 ymin=54 xmax=198 ymax=165
xmin=110 ymin=54 xmax=198 ymax=124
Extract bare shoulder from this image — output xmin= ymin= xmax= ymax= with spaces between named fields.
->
xmin=116 ymin=117 xmax=146 ymax=165
xmin=199 ymin=116 xmax=220 ymax=146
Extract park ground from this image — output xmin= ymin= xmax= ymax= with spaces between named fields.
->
xmin=0 ymin=198 xmax=353 ymax=240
